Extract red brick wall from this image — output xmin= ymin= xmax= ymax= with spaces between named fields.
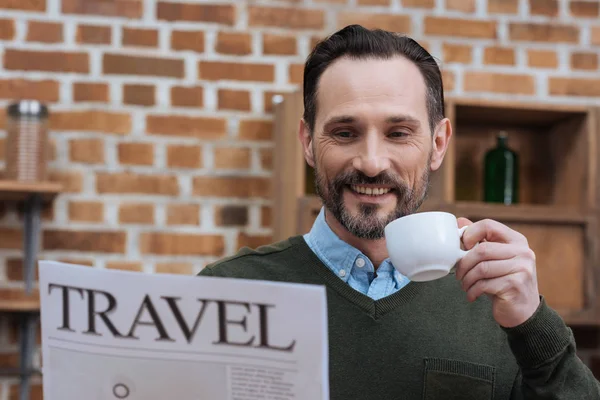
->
xmin=0 ymin=0 xmax=599 ymax=396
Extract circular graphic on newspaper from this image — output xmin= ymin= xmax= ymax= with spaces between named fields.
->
xmin=109 ymin=375 xmax=136 ymax=399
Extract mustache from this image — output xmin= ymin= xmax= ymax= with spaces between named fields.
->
xmin=333 ymin=170 xmax=405 ymax=188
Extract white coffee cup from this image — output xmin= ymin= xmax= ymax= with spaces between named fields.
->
xmin=384 ymin=211 xmax=471 ymax=282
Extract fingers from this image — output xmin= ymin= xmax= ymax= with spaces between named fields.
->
xmin=460 ymin=258 xmax=518 ymax=293
xmin=455 ymin=242 xmax=516 ymax=280
xmin=457 ymin=217 xmax=473 ymax=229
xmin=461 ymin=219 xmax=528 ymax=249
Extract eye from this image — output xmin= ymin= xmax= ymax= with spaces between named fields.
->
xmin=334 ymin=131 xmax=355 ymax=139
xmin=388 ymin=131 xmax=409 ymax=138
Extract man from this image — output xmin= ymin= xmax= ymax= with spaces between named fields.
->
xmin=200 ymin=25 xmax=600 ymax=399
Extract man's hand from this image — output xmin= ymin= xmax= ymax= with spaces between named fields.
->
xmin=455 ymin=217 xmax=540 ymax=328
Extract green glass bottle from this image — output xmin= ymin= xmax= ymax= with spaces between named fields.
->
xmin=484 ymin=131 xmax=519 ymax=205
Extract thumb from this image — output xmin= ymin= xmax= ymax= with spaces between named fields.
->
xmin=457 ymin=217 xmax=473 ymax=229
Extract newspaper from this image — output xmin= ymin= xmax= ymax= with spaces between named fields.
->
xmin=38 ymin=261 xmax=329 ymax=400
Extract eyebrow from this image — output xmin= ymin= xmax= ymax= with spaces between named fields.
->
xmin=322 ymin=114 xmax=421 ymax=131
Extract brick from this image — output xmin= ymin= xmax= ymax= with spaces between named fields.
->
xmin=155 ymin=262 xmax=193 ymax=275
xmin=484 ymin=47 xmax=515 ymax=65
xmin=103 ymin=53 xmax=184 ymax=78
xmin=0 ymin=352 xmax=19 ymax=368
xmin=337 ymin=12 xmax=411 ymax=32
xmin=263 ymin=34 xmax=296 ymax=55
xmin=218 ymin=89 xmax=250 ymax=111
xmin=260 ymin=148 xmax=273 ymax=170
xmin=425 ymin=17 xmax=496 ymax=38
xmin=529 ymin=0 xmax=558 ymax=16
xmin=239 ymin=120 xmax=273 ymax=141
xmin=69 ymin=138 xmax=105 ymax=164
xmin=166 ymin=144 xmax=203 ymax=168
xmin=171 ymin=86 xmax=203 ymax=108
xmin=199 ymin=61 xmax=274 ymax=82
xmin=527 ymin=49 xmax=558 ymax=68
xmin=509 ymin=23 xmax=579 ymax=43
xmin=571 ymin=52 xmax=598 ymax=70
xmin=119 ymin=203 xmax=154 ymax=224
xmin=157 ymin=2 xmax=235 ymax=25
xmin=171 ymin=30 xmax=204 ymax=52
xmin=216 ymin=31 xmax=252 ymax=55
xmin=26 ymin=21 xmax=62 ymax=43
xmin=570 ymin=1 xmax=599 ymax=17
xmin=289 ymin=63 xmax=303 ymax=85
xmin=48 ymin=170 xmax=84 ymax=193
xmin=146 ymin=115 xmax=226 ymax=139
xmin=118 ymin=142 xmax=154 ymax=165
xmin=442 ymin=43 xmax=472 ymax=64
xmin=51 ymin=110 xmax=131 ymax=134
xmin=122 ymin=27 xmax=158 ymax=47
xmin=214 ymin=146 xmax=251 ymax=169
xmin=106 ymin=261 xmax=143 ymax=272
xmin=193 ymin=177 xmax=271 ymax=198
xmin=0 ymin=228 xmax=22 ymax=249
xmin=263 ymin=91 xmax=287 ymax=113
xmin=0 ymin=0 xmax=45 ymax=11
xmin=464 ymin=72 xmax=535 ymax=95
xmin=0 ymin=79 xmax=59 ymax=102
xmin=76 ymin=24 xmax=111 ymax=44
xmin=58 ymin=259 xmax=94 ymax=267
xmin=249 ymin=6 xmax=324 ymax=30
xmin=123 ymin=83 xmax=155 ymax=106
xmin=5 ymin=258 xmax=40 ymax=281
xmin=237 ymin=233 xmax=273 ymax=250
xmin=73 ymin=82 xmax=109 ymax=102
xmin=215 ymin=205 xmax=248 ymax=227
xmin=98 ymin=172 xmax=179 ymax=195
xmin=549 ymin=77 xmax=600 ymax=97
xmin=68 ymin=201 xmax=104 ymax=222
xmin=593 ymin=27 xmax=600 ymax=46
xmin=442 ymin=70 xmax=455 ymax=91
xmin=261 ymin=206 xmax=271 ymax=228
xmin=43 ymin=230 xmax=126 ymax=253
xmin=445 ymin=0 xmax=475 ymax=12
xmin=62 ymin=0 xmax=143 ymax=18
xmin=0 ymin=139 xmax=4 ymax=160
xmin=488 ymin=0 xmax=518 ymax=13
xmin=166 ymin=203 xmax=200 ymax=225
xmin=402 ymin=0 xmax=434 ymax=7
xmin=4 ymin=49 xmax=89 ymax=73
xmin=358 ymin=0 xmax=390 ymax=4
xmin=0 ymin=18 xmax=14 ymax=39
xmin=140 ymin=232 xmax=225 ymax=256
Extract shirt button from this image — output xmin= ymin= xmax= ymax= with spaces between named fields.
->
xmin=339 ymin=269 xmax=347 ymax=277
xmin=355 ymin=258 xmax=365 ymax=268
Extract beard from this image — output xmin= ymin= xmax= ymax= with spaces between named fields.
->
xmin=314 ymin=163 xmax=431 ymax=240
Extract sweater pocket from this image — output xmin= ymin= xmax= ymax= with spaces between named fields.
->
xmin=422 ymin=358 xmax=495 ymax=400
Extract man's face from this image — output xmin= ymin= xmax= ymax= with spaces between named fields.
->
xmin=302 ymin=56 xmax=443 ymax=240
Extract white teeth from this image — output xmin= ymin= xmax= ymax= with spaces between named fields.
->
xmin=350 ymin=185 xmax=391 ymax=196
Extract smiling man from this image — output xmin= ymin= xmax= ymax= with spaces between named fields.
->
xmin=200 ymin=25 xmax=600 ymax=399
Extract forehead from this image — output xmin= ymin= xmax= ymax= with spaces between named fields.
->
xmin=314 ymin=56 xmax=429 ymax=127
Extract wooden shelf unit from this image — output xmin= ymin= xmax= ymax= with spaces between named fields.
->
xmin=0 ymin=180 xmax=62 ymax=203
xmin=272 ymin=90 xmax=600 ymax=325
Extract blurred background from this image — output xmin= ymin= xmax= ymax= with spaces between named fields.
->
xmin=0 ymin=0 xmax=598 ymax=398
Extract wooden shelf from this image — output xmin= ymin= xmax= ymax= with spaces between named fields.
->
xmin=0 ymin=180 xmax=62 ymax=202
xmin=0 ymin=288 xmax=40 ymax=313
xmin=423 ymin=202 xmax=589 ymax=225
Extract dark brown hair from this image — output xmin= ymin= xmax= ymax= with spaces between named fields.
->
xmin=303 ymin=24 xmax=444 ymax=135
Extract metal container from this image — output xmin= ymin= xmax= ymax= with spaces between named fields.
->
xmin=5 ymin=100 xmax=49 ymax=182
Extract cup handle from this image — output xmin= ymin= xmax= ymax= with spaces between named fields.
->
xmin=450 ymin=226 xmax=473 ymax=274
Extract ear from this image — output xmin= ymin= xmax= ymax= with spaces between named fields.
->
xmin=299 ymin=118 xmax=315 ymax=168
xmin=430 ymin=118 xmax=452 ymax=172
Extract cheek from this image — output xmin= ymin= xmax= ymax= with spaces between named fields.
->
xmin=315 ymin=144 xmax=350 ymax=180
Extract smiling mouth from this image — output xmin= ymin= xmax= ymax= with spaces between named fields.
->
xmin=349 ymin=185 xmax=394 ymax=196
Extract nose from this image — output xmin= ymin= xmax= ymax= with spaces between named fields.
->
xmin=351 ymin=134 xmax=391 ymax=177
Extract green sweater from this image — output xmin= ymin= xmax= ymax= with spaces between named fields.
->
xmin=199 ymin=235 xmax=600 ymax=400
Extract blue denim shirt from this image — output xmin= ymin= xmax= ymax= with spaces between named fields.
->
xmin=303 ymin=207 xmax=410 ymax=300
